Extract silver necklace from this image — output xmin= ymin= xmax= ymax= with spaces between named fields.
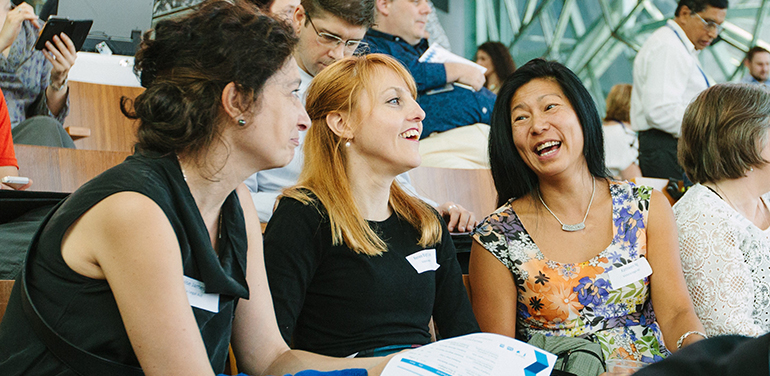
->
xmin=178 ymin=154 xmax=222 ymax=240
xmin=538 ymin=176 xmax=595 ymax=232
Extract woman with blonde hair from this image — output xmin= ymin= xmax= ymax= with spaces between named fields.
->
xmin=675 ymin=83 xmax=770 ymax=337
xmin=602 ymin=83 xmax=641 ymax=180
xmin=264 ymin=53 xmax=479 ymax=358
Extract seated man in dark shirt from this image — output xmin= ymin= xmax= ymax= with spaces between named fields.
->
xmin=362 ymin=0 xmax=496 ymax=138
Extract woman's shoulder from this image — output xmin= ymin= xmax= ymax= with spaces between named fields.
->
xmin=270 ymin=188 xmax=328 ymax=226
xmin=672 ymin=184 xmax=721 ymax=216
xmin=612 ymin=180 xmax=653 ymax=204
xmin=472 ymin=198 xmax=525 ymax=241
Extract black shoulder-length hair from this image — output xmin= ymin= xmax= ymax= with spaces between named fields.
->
xmin=488 ymin=58 xmax=609 ymax=207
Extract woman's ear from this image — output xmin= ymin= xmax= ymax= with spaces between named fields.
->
xmin=326 ymin=112 xmax=354 ymax=139
xmin=221 ymin=82 xmax=244 ymax=122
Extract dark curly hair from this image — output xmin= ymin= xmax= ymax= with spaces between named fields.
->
xmin=477 ymin=41 xmax=516 ymax=83
xmin=122 ymin=0 xmax=297 ymax=163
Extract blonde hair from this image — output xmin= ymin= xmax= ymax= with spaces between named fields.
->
xmin=283 ymin=53 xmax=442 ymax=256
xmin=603 ymin=83 xmax=632 ymax=123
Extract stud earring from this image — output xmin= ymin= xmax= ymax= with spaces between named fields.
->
xmin=237 ymin=119 xmax=246 ymax=126
xmin=345 ymin=140 xmax=351 ymax=147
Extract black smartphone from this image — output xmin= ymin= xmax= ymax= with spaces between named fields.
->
xmin=34 ymin=17 xmax=93 ymax=52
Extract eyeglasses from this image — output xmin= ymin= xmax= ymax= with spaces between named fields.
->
xmin=694 ymin=12 xmax=724 ymax=34
xmin=306 ymin=15 xmax=368 ymax=53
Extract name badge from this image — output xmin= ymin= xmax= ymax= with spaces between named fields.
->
xmin=607 ymin=257 xmax=653 ymax=289
xmin=406 ymin=249 xmax=440 ymax=274
xmin=184 ymin=276 xmax=220 ymax=313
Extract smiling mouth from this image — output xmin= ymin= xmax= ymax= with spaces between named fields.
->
xmin=399 ymin=129 xmax=420 ymax=140
xmin=535 ymin=140 xmax=561 ymax=156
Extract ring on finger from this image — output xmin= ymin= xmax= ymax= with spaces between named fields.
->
xmin=448 ymin=204 xmax=458 ymax=211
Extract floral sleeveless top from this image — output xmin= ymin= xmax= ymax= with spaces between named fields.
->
xmin=472 ymin=181 xmax=669 ymax=363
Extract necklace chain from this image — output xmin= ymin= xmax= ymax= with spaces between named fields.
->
xmin=178 ymin=154 xmax=221 ymax=241
xmin=538 ymin=176 xmax=596 ymax=232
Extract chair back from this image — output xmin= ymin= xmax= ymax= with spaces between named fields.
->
xmin=407 ymin=167 xmax=499 ymax=220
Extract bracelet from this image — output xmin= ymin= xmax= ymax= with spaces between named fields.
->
xmin=49 ymin=77 xmax=68 ymax=92
xmin=676 ymin=330 xmax=707 ymax=349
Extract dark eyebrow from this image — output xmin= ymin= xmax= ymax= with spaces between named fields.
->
xmin=511 ymin=93 xmax=562 ymax=112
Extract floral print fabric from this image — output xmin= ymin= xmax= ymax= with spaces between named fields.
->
xmin=472 ymin=181 xmax=669 ymax=363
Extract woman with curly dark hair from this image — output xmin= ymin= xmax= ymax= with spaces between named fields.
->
xmin=0 ymin=1 xmax=389 ymax=375
xmin=475 ymin=41 xmax=515 ymax=94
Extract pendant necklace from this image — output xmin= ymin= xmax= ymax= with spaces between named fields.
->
xmin=538 ymin=176 xmax=596 ymax=232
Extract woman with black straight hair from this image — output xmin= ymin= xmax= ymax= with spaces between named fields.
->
xmin=471 ymin=58 xmax=705 ymax=368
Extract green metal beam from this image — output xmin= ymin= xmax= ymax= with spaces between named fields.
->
xmin=548 ymin=0 xmax=577 ymax=58
xmin=510 ymin=0 xmax=559 ymax=50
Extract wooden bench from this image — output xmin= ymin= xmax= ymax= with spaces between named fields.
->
xmin=64 ymin=81 xmax=144 ymax=153
xmin=407 ymin=166 xmax=499 ymax=220
xmin=15 ymin=145 xmax=131 ymax=193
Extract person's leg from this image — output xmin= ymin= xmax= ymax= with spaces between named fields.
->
xmin=637 ymin=129 xmax=682 ymax=180
xmin=11 ymin=116 xmax=76 ymax=148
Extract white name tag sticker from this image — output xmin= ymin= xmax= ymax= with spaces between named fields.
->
xmin=184 ymin=276 xmax=219 ymax=313
xmin=608 ymin=257 xmax=653 ymax=289
xmin=406 ymin=249 xmax=440 ymax=274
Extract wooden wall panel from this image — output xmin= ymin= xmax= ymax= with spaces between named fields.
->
xmin=64 ymin=81 xmax=144 ymax=153
xmin=407 ymin=167 xmax=499 ymax=220
xmin=15 ymin=145 xmax=131 ymax=193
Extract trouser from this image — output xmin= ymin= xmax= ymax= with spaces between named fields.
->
xmin=11 ymin=116 xmax=75 ymax=148
xmin=638 ymin=129 xmax=683 ymax=181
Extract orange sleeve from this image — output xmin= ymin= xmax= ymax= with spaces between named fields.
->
xmin=0 ymin=90 xmax=18 ymax=169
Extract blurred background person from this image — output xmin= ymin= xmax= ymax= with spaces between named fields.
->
xmin=0 ymin=0 xmax=77 ymax=148
xmin=247 ymin=0 xmax=300 ymax=21
xmin=475 ymin=41 xmax=515 ymax=95
xmin=741 ymin=46 xmax=770 ymax=86
xmin=675 ymin=83 xmax=770 ymax=337
xmin=602 ymin=83 xmax=641 ymax=180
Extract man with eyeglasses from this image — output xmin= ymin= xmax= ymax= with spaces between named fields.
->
xmin=362 ymin=0 xmax=496 ymax=168
xmin=245 ymin=0 xmax=478 ymax=233
xmin=631 ymin=0 xmax=728 ymax=181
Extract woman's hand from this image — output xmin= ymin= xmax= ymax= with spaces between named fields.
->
xmin=42 ymin=32 xmax=77 ymax=89
xmin=0 ymin=166 xmax=32 ymax=190
xmin=437 ymin=201 xmax=477 ymax=233
xmin=0 ymin=3 xmax=38 ymax=52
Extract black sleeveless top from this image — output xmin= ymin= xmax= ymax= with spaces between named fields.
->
xmin=0 ymin=151 xmax=250 ymax=375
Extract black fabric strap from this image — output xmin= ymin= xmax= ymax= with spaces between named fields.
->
xmin=19 ymin=201 xmax=144 ymax=376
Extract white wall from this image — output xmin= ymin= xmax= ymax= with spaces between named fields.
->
xmin=434 ymin=0 xmax=468 ymax=58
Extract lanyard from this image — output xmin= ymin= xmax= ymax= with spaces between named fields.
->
xmin=667 ymin=24 xmax=710 ymax=88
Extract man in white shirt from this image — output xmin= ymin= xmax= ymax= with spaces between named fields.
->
xmin=630 ymin=0 xmax=727 ymax=180
xmin=741 ymin=46 xmax=770 ymax=86
xmin=245 ymin=0 xmax=476 ymax=231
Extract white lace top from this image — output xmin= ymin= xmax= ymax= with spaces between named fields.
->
xmin=673 ymin=184 xmax=770 ymax=337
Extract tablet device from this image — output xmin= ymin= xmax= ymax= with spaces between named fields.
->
xmin=34 ymin=17 xmax=93 ymax=51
